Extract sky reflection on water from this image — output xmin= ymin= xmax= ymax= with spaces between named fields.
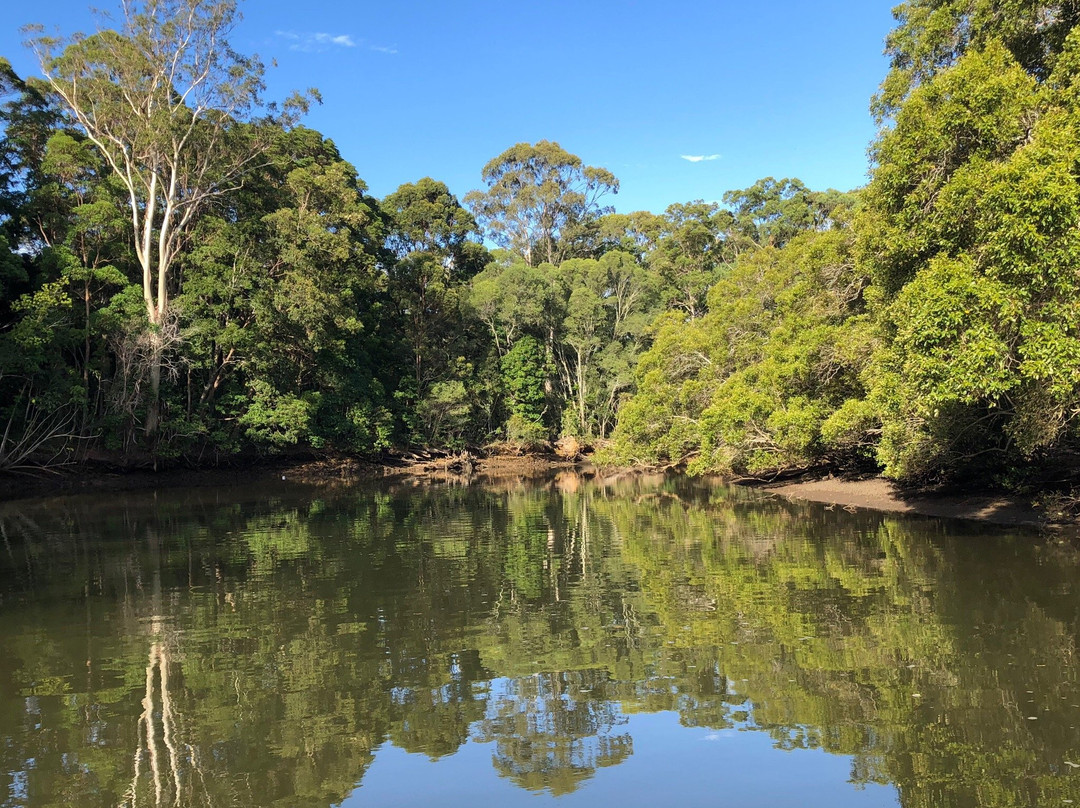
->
xmin=0 ymin=474 xmax=1072 ymax=807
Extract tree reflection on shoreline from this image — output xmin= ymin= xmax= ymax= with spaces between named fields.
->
xmin=0 ymin=475 xmax=1078 ymax=806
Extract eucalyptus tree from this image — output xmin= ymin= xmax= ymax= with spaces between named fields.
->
xmin=465 ymin=141 xmax=618 ymax=267
xmin=382 ymin=178 xmax=489 ymax=420
xmin=27 ymin=0 xmax=307 ymax=436
xmin=595 ymin=209 xmax=666 ymax=264
xmin=648 ymin=201 xmax=731 ymax=319
xmin=722 ymin=178 xmax=850 ymax=252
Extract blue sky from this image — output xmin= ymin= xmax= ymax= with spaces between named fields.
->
xmin=2 ymin=1 xmax=897 ymax=214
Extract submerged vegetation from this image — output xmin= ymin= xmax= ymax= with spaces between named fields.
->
xmin=5 ymin=0 xmax=1080 ymax=489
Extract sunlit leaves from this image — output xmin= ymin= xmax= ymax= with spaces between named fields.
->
xmin=465 ymin=141 xmax=618 ymax=267
xmin=608 ymin=224 xmax=872 ymax=474
xmin=863 ymin=34 xmax=1080 ymax=481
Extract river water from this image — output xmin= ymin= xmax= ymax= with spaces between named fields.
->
xmin=0 ymin=472 xmax=1077 ymax=807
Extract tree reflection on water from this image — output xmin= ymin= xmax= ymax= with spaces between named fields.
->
xmin=0 ymin=475 xmax=1077 ymax=807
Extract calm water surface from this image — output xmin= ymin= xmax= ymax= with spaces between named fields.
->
xmin=0 ymin=473 xmax=1077 ymax=807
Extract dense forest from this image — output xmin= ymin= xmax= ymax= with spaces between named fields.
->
xmin=5 ymin=0 xmax=1080 ymax=489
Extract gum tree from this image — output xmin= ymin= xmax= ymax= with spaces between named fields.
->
xmin=465 ymin=141 xmax=618 ymax=267
xmin=27 ymin=0 xmax=303 ymax=436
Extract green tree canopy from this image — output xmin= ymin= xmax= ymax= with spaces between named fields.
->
xmin=878 ymin=0 xmax=1080 ymax=115
xmin=465 ymin=141 xmax=618 ymax=267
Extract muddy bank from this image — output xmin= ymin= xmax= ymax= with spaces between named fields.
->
xmin=0 ymin=454 xmax=1055 ymax=529
xmin=0 ymin=449 xmax=584 ymax=502
xmin=761 ymin=475 xmax=1045 ymax=526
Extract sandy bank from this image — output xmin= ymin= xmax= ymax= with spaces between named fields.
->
xmin=763 ymin=476 xmax=1044 ymax=526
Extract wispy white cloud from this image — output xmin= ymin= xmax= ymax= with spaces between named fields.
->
xmin=680 ymin=154 xmax=721 ymax=163
xmin=369 ymin=44 xmax=399 ymax=54
xmin=275 ymin=30 xmax=357 ymax=53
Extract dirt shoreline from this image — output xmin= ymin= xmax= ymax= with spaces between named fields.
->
xmin=0 ymin=450 xmax=583 ymax=502
xmin=761 ymin=475 xmax=1045 ymax=526
xmin=0 ymin=454 xmax=1052 ymax=527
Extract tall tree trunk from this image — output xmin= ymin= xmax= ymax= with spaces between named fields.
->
xmin=146 ymin=360 xmax=161 ymax=437
xmin=575 ymin=347 xmax=587 ymax=436
xmin=145 ymin=307 xmax=163 ymax=439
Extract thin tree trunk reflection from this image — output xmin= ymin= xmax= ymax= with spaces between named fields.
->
xmin=123 ymin=634 xmax=207 ymax=808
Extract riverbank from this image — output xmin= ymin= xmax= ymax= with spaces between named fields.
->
xmin=760 ymin=475 xmax=1045 ymax=526
xmin=0 ymin=452 xmax=1053 ymax=527
xmin=0 ymin=448 xmax=584 ymax=502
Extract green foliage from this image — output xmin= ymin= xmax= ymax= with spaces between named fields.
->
xmin=554 ymin=251 xmax=660 ymax=438
xmin=238 ymin=381 xmax=318 ymax=447
xmin=505 ymin=413 xmax=548 ymax=447
xmin=877 ymin=0 xmax=1080 ymax=115
xmin=0 ymin=56 xmax=61 ymax=248
xmin=608 ymin=223 xmax=872 ymax=474
xmin=11 ymin=0 xmax=1080 ymax=486
xmin=464 ymin=141 xmax=618 ymax=267
xmin=861 ymin=32 xmax=1080 ymax=482
xmin=383 ymin=176 xmax=485 ymax=263
xmin=468 ymin=257 xmax=560 ymax=374
xmin=179 ymin=126 xmax=400 ymax=454
xmin=723 ymin=177 xmax=850 ymax=251
xmin=381 ymin=177 xmax=490 ymax=447
xmin=501 ymin=336 xmax=549 ymax=428
xmin=645 ymin=201 xmax=728 ymax=319
xmin=417 ymin=379 xmax=472 ymax=448
xmin=860 ymin=42 xmax=1041 ymax=295
xmin=0 ymin=234 xmax=26 ymax=305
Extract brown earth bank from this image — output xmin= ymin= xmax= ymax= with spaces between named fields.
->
xmin=757 ymin=474 xmax=1046 ymax=526
xmin=0 ymin=450 xmax=1057 ymax=528
xmin=0 ymin=446 xmax=586 ymax=503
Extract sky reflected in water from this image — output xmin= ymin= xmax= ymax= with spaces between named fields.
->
xmin=0 ymin=473 xmax=1074 ymax=807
